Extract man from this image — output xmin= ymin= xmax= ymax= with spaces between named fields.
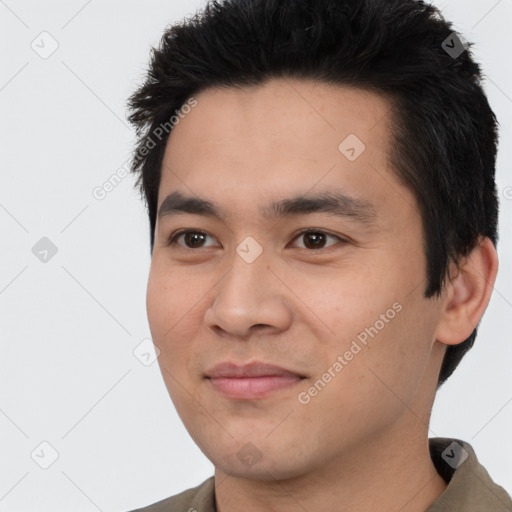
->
xmin=125 ymin=0 xmax=511 ymax=510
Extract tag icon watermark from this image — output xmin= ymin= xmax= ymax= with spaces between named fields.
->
xmin=31 ymin=441 xmax=59 ymax=469
xmin=133 ymin=338 xmax=160 ymax=366
xmin=339 ymin=134 xmax=366 ymax=161
xmin=441 ymin=441 xmax=468 ymax=469
xmin=236 ymin=442 xmax=263 ymax=467
xmin=236 ymin=236 xmax=263 ymax=263
xmin=32 ymin=237 xmax=58 ymax=263
xmin=442 ymin=32 xmax=468 ymax=59
xmin=31 ymin=31 xmax=59 ymax=59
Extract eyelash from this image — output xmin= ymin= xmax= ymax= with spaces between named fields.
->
xmin=166 ymin=228 xmax=347 ymax=251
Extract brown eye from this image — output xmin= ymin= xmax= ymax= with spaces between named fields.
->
xmin=291 ymin=229 xmax=345 ymax=250
xmin=168 ymin=230 xmax=218 ymax=248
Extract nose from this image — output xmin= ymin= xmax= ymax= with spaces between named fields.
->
xmin=204 ymin=249 xmax=293 ymax=339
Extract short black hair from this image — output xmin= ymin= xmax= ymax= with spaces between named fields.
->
xmin=126 ymin=0 xmax=499 ymax=387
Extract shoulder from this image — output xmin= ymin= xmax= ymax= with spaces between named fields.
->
xmin=428 ymin=437 xmax=512 ymax=511
xmin=126 ymin=476 xmax=216 ymax=512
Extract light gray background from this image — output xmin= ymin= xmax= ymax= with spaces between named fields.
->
xmin=0 ymin=1 xmax=510 ymax=510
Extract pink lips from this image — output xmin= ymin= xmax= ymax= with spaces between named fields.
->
xmin=206 ymin=362 xmax=304 ymax=399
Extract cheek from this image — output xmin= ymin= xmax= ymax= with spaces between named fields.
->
xmin=305 ymin=263 xmax=435 ymax=398
xmin=146 ymin=259 xmax=204 ymax=340
xmin=296 ymin=303 xmax=437 ymax=448
xmin=146 ymin=263 xmax=194 ymax=380
xmin=290 ymin=261 xmax=394 ymax=346
xmin=146 ymin=269 xmax=200 ymax=412
xmin=348 ymin=292 xmax=438 ymax=407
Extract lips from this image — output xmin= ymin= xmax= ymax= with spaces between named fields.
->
xmin=205 ymin=362 xmax=305 ymax=399
xmin=206 ymin=361 xmax=304 ymax=379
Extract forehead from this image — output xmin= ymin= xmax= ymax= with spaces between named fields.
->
xmin=163 ymin=78 xmax=392 ymax=163
xmin=158 ymin=78 xmax=415 ymax=224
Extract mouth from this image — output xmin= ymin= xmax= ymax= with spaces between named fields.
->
xmin=205 ymin=361 xmax=306 ymax=400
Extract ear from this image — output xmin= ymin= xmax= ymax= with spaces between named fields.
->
xmin=435 ymin=237 xmax=499 ymax=346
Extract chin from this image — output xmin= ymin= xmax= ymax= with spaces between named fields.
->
xmin=202 ymin=437 xmax=314 ymax=482
xmin=215 ymin=456 xmax=309 ymax=482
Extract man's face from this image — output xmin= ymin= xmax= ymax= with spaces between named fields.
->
xmin=146 ymin=79 xmax=445 ymax=479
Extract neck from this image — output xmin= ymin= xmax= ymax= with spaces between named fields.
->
xmin=214 ymin=425 xmax=447 ymax=512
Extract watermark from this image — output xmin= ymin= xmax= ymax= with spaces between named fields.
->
xmin=32 ymin=236 xmax=58 ymax=263
xmin=92 ymin=97 xmax=198 ymax=201
xmin=442 ymin=32 xmax=468 ymax=59
xmin=503 ymin=186 xmax=512 ymax=201
xmin=236 ymin=236 xmax=263 ymax=263
xmin=237 ymin=442 xmax=263 ymax=467
xmin=31 ymin=31 xmax=59 ymax=59
xmin=441 ymin=441 xmax=468 ymax=469
xmin=133 ymin=338 xmax=160 ymax=367
xmin=31 ymin=441 xmax=59 ymax=469
xmin=297 ymin=301 xmax=402 ymax=404
xmin=339 ymin=133 xmax=366 ymax=161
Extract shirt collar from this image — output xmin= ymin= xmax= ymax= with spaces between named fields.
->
xmin=426 ymin=437 xmax=512 ymax=511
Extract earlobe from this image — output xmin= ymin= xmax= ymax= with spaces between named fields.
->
xmin=435 ymin=237 xmax=498 ymax=346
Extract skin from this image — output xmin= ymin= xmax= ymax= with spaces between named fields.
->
xmin=146 ymin=78 xmax=498 ymax=512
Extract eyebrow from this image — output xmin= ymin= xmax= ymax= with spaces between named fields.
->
xmin=157 ymin=190 xmax=376 ymax=224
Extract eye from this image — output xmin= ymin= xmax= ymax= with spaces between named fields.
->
xmin=167 ymin=230 xmax=219 ymax=249
xmin=166 ymin=228 xmax=347 ymax=251
xmin=290 ymin=229 xmax=346 ymax=250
